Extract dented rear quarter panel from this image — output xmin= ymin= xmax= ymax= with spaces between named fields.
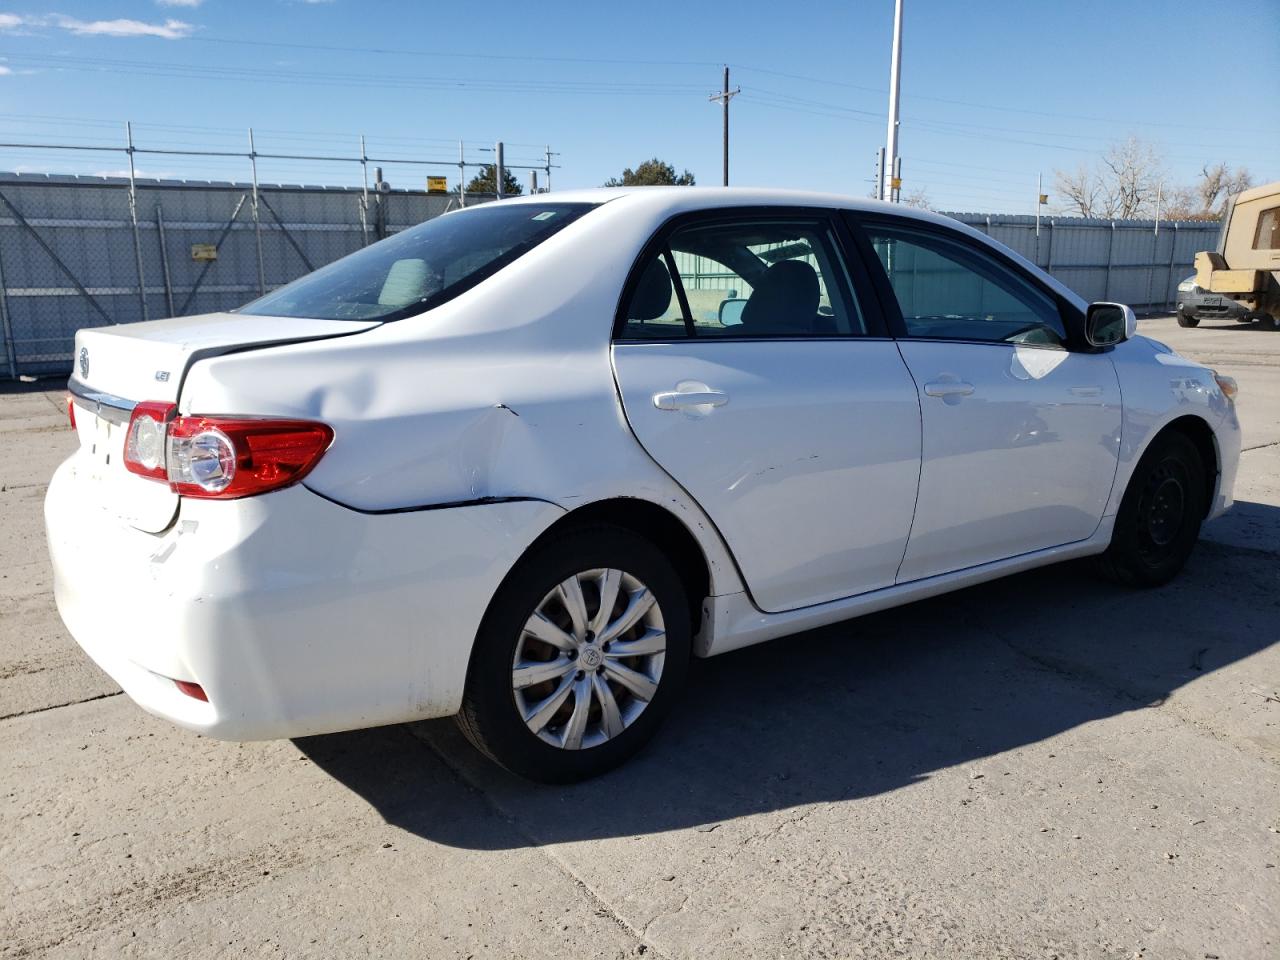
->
xmin=178 ymin=195 xmax=749 ymax=598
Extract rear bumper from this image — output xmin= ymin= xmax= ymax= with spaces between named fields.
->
xmin=45 ymin=454 xmax=562 ymax=740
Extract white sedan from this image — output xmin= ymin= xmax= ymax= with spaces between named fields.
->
xmin=46 ymin=188 xmax=1241 ymax=782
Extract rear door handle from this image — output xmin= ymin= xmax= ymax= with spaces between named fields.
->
xmin=923 ymin=379 xmax=975 ymax=398
xmin=1068 ymin=386 xmax=1103 ymax=398
xmin=653 ymin=389 xmax=729 ymax=411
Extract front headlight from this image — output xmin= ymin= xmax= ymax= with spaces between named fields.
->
xmin=1177 ymin=277 xmax=1197 ymax=293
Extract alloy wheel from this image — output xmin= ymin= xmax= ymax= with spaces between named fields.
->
xmin=511 ymin=568 xmax=666 ymax=750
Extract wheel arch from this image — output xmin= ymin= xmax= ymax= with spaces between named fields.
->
xmin=1142 ymin=414 xmax=1220 ymax=517
xmin=525 ymin=497 xmax=715 ymax=639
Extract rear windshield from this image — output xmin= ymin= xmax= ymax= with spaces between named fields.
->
xmin=238 ymin=202 xmax=596 ymax=322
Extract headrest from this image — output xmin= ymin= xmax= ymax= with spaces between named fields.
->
xmin=741 ymin=259 xmax=820 ymax=332
xmin=630 ymin=258 xmax=673 ymax=321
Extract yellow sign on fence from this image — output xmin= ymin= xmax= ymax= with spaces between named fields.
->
xmin=426 ymin=176 xmax=448 ymax=193
xmin=190 ymin=244 xmax=217 ymax=261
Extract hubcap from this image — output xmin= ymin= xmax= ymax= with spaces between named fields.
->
xmin=1145 ymin=475 xmax=1185 ymax=546
xmin=511 ymin=568 xmax=666 ymax=751
xmin=1137 ymin=458 xmax=1189 ymax=557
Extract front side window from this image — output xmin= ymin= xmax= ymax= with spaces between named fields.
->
xmin=239 ymin=202 xmax=595 ymax=322
xmin=1253 ymin=206 xmax=1279 ymax=250
xmin=620 ymin=218 xmax=864 ymax=339
xmin=864 ymin=224 xmax=1066 ymax=347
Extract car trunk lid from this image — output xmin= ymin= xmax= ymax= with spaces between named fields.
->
xmin=67 ymin=312 xmax=378 ymax=533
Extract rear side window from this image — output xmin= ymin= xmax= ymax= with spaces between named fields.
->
xmin=620 ymin=218 xmax=865 ymax=339
xmin=863 ymin=223 xmax=1066 ymax=347
xmin=239 ymin=202 xmax=595 ymax=322
xmin=1254 ymin=206 xmax=1279 ymax=250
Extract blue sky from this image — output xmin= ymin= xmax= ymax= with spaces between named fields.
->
xmin=0 ymin=0 xmax=1276 ymax=212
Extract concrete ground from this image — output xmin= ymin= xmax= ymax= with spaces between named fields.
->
xmin=2 ymin=315 xmax=1277 ymax=959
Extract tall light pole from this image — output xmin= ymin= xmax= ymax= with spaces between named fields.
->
xmin=882 ymin=0 xmax=904 ymax=202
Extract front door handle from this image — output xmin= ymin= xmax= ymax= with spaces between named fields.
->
xmin=653 ymin=388 xmax=729 ymax=411
xmin=923 ymin=379 xmax=975 ymax=398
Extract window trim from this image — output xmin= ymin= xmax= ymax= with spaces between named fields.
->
xmin=1252 ymin=205 xmax=1279 ymax=251
xmin=612 ymin=206 xmax=890 ymax=342
xmin=843 ymin=211 xmax=1091 ymax=352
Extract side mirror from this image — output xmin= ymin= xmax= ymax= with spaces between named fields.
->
xmin=1085 ymin=302 xmax=1137 ymax=347
xmin=718 ymin=297 xmax=748 ymax=326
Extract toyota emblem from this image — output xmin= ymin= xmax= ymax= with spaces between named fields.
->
xmin=78 ymin=346 xmax=89 ymax=378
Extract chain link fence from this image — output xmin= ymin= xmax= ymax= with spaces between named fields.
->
xmin=0 ymin=173 xmax=1225 ymax=381
xmin=0 ymin=174 xmax=496 ymax=378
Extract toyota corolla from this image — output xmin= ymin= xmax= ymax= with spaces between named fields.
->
xmin=46 ymin=188 xmax=1241 ymax=782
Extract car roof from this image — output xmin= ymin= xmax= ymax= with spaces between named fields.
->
xmin=496 ymin=186 xmax=1089 ymax=313
xmin=499 ymin=186 xmax=960 ymax=229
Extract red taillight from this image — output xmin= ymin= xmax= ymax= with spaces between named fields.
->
xmin=174 ymin=679 xmax=209 ymax=702
xmin=121 ymin=403 xmax=332 ymax=500
xmin=65 ymin=393 xmax=76 ymax=429
xmin=168 ymin=416 xmax=333 ymax=499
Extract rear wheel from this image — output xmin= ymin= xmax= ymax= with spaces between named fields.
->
xmin=1261 ymin=313 xmax=1280 ymax=331
xmin=1096 ymin=431 xmax=1206 ymax=587
xmin=1176 ymin=307 xmax=1199 ymax=328
xmin=456 ymin=526 xmax=690 ymax=783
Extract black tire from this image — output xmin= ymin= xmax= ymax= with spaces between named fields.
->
xmin=1261 ymin=314 xmax=1280 ymax=331
xmin=1176 ymin=308 xmax=1199 ymax=328
xmin=456 ymin=525 xmax=691 ymax=783
xmin=1095 ymin=431 xmax=1206 ymax=588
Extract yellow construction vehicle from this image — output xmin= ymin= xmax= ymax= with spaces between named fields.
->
xmin=1180 ymin=180 xmax=1280 ymax=330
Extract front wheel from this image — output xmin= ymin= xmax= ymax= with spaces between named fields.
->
xmin=456 ymin=525 xmax=691 ymax=783
xmin=1176 ymin=308 xmax=1199 ymax=328
xmin=1095 ymin=431 xmax=1206 ymax=588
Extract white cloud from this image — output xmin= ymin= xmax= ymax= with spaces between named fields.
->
xmin=0 ymin=65 xmax=11 ymax=75
xmin=0 ymin=12 xmax=196 ymax=39
xmin=156 ymin=0 xmax=204 ymax=7
xmin=53 ymin=15 xmax=194 ymax=38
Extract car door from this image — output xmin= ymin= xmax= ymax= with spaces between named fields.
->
xmin=848 ymin=214 xmax=1122 ymax=583
xmin=610 ymin=209 xmax=922 ymax=614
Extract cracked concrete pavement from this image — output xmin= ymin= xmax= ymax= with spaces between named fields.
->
xmin=2 ymin=315 xmax=1277 ymax=958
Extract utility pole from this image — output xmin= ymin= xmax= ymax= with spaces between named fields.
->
xmin=882 ymin=0 xmax=904 ymax=202
xmin=875 ymin=147 xmax=886 ymax=201
xmin=709 ymin=65 xmax=740 ymax=186
xmin=495 ymin=141 xmax=505 ymax=199
xmin=544 ymin=145 xmax=560 ymax=192
xmin=1036 ymin=172 xmax=1043 ymax=239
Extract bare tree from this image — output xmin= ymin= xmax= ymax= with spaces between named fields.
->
xmin=902 ymin=186 xmax=932 ymax=210
xmin=1055 ymin=162 xmax=1103 ymax=218
xmin=1054 ymin=137 xmax=1164 ymax=218
xmin=1163 ymin=163 xmax=1255 ymax=220
xmin=1196 ymin=162 xmax=1254 ymax=213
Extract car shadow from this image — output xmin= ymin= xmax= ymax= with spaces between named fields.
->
xmin=296 ymin=515 xmax=1277 ymax=850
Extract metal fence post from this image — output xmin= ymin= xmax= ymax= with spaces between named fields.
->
xmin=1166 ymin=222 xmax=1179 ymax=312
xmin=125 ymin=122 xmax=149 ymax=321
xmin=0 ymin=233 xmax=17 ymax=379
xmin=155 ymin=202 xmax=175 ymax=317
xmin=1103 ymin=221 xmax=1116 ymax=301
xmin=359 ymin=135 xmax=370 ymax=246
xmin=248 ymin=128 xmax=266 ymax=295
xmin=1045 ymin=220 xmax=1055 ymax=274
